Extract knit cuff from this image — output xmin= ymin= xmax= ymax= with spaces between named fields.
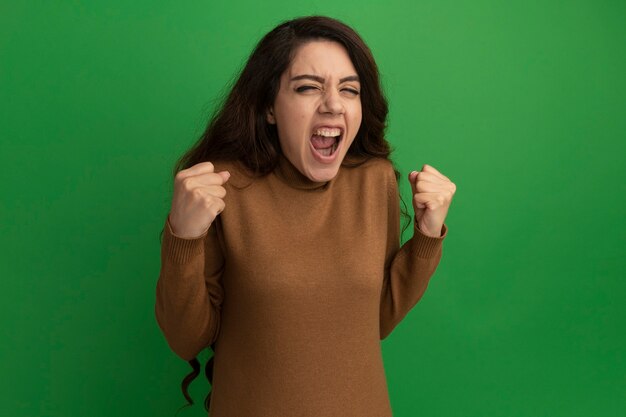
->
xmin=410 ymin=222 xmax=448 ymax=259
xmin=162 ymin=216 xmax=207 ymax=264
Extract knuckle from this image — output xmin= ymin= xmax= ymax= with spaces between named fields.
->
xmin=212 ymin=200 xmax=225 ymax=215
xmin=175 ymin=171 xmax=186 ymax=183
xmin=191 ymin=188 xmax=204 ymax=199
xmin=203 ymin=199 xmax=215 ymax=210
xmin=182 ymin=178 xmax=195 ymax=191
xmin=207 ymin=196 xmax=224 ymax=208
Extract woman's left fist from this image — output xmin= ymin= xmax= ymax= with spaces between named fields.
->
xmin=408 ymin=164 xmax=456 ymax=238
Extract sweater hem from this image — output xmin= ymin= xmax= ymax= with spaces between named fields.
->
xmin=162 ymin=216 xmax=206 ymax=264
xmin=410 ymin=222 xmax=447 ymax=258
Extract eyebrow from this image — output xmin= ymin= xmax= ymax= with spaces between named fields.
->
xmin=289 ymin=74 xmax=360 ymax=83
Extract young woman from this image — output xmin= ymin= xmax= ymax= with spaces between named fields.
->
xmin=155 ymin=15 xmax=455 ymax=417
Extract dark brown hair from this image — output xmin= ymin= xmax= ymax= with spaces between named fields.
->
xmin=162 ymin=15 xmax=410 ymax=414
xmin=172 ymin=15 xmax=393 ymax=176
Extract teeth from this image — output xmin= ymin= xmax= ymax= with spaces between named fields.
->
xmin=314 ymin=127 xmax=342 ymax=137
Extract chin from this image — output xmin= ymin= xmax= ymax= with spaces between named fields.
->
xmin=305 ymin=164 xmax=341 ymax=182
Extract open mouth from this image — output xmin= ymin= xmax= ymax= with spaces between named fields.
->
xmin=310 ymin=127 xmax=343 ymax=158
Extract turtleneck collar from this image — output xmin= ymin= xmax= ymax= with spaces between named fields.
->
xmin=273 ymin=154 xmax=333 ymax=190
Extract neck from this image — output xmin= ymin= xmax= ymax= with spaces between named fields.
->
xmin=274 ymin=154 xmax=333 ymax=190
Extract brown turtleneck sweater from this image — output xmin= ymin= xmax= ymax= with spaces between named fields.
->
xmin=155 ymin=155 xmax=448 ymax=417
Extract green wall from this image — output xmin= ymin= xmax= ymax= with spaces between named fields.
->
xmin=1 ymin=1 xmax=624 ymax=416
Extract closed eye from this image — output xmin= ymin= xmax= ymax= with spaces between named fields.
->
xmin=295 ymin=85 xmax=319 ymax=92
xmin=296 ymin=86 xmax=360 ymax=95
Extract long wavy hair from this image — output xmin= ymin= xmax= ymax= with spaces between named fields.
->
xmin=161 ymin=15 xmax=410 ymax=415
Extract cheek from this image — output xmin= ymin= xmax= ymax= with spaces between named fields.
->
xmin=277 ymin=107 xmax=310 ymax=141
xmin=350 ymin=98 xmax=362 ymax=118
xmin=277 ymin=118 xmax=305 ymax=153
xmin=351 ymin=104 xmax=363 ymax=132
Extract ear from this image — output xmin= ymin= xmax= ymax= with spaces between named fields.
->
xmin=266 ymin=106 xmax=276 ymax=124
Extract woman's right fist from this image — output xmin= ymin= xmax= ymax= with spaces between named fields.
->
xmin=168 ymin=161 xmax=230 ymax=239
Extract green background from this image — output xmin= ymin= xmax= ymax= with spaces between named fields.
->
xmin=1 ymin=1 xmax=624 ymax=416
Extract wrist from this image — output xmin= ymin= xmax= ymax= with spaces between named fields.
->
xmin=415 ymin=220 xmax=441 ymax=238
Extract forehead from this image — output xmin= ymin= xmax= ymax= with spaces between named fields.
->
xmin=286 ymin=40 xmax=358 ymax=79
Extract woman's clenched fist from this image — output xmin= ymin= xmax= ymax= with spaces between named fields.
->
xmin=168 ymin=162 xmax=230 ymax=239
xmin=408 ymin=164 xmax=456 ymax=238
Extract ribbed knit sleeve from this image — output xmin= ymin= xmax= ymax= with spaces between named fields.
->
xmin=379 ymin=170 xmax=447 ymax=340
xmin=155 ymin=215 xmax=225 ymax=360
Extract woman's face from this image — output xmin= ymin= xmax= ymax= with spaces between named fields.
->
xmin=267 ymin=40 xmax=362 ymax=182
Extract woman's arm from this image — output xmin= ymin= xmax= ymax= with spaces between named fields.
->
xmin=379 ymin=169 xmax=447 ymax=340
xmin=155 ymin=215 xmax=225 ymax=360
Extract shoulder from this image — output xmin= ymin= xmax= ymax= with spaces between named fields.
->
xmin=211 ymin=159 xmax=256 ymax=189
xmin=210 ymin=159 xmax=245 ymax=174
xmin=342 ymin=156 xmax=397 ymax=187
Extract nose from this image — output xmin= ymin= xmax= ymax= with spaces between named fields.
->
xmin=318 ymin=88 xmax=345 ymax=115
